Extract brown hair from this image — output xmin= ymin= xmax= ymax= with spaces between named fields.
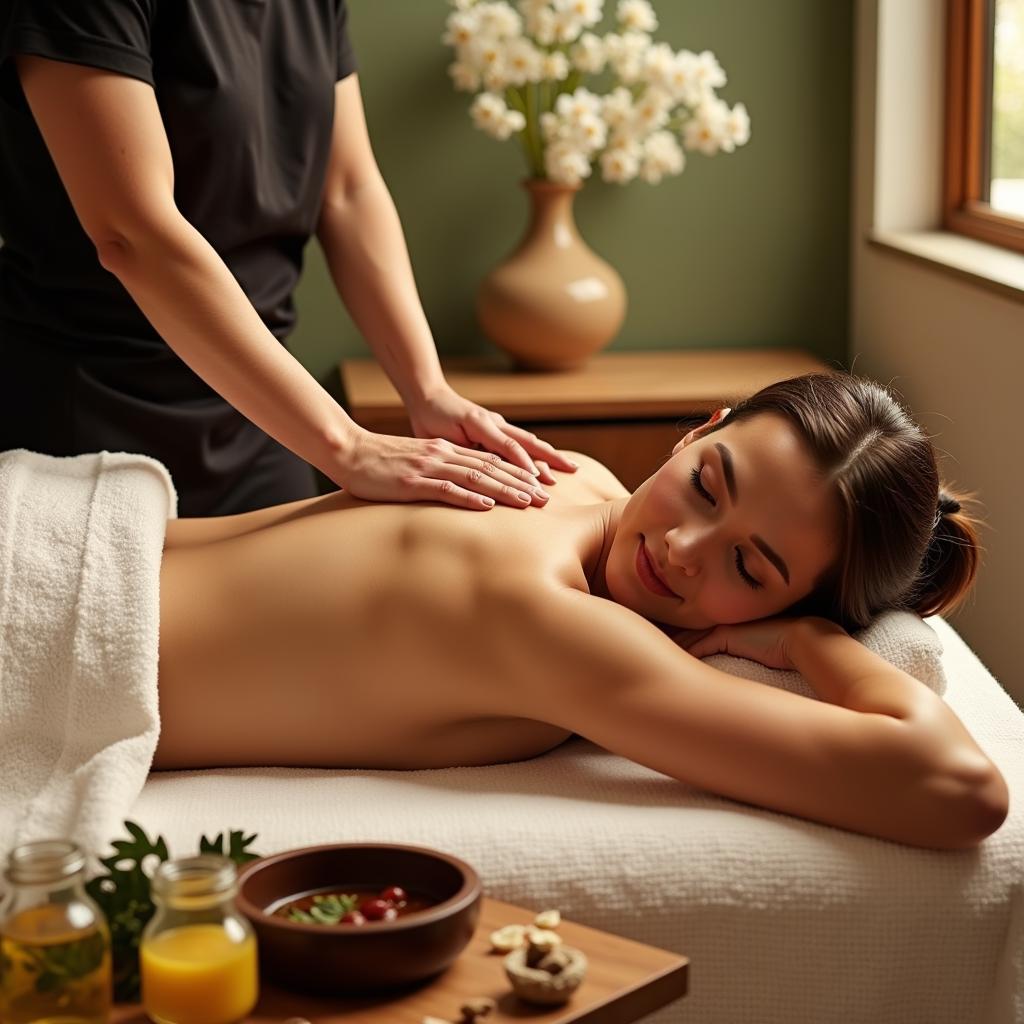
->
xmin=699 ymin=371 xmax=983 ymax=631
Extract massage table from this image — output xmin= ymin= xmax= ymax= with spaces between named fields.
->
xmin=3 ymin=450 xmax=1021 ymax=1024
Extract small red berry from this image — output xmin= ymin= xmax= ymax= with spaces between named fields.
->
xmin=360 ymin=899 xmax=398 ymax=921
xmin=340 ymin=910 xmax=366 ymax=926
xmin=379 ymin=886 xmax=408 ymax=906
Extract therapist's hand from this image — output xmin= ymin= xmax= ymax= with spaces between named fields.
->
xmin=406 ymin=385 xmax=578 ymax=486
xmin=336 ymin=429 xmax=551 ymax=510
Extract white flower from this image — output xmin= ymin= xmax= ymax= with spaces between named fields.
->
xmin=601 ymin=85 xmax=634 ymax=128
xmin=632 ymin=85 xmax=673 ymax=133
xmin=465 ymin=36 xmax=509 ymax=89
xmin=517 ymin=0 xmax=551 ymax=16
xmin=551 ymin=9 xmax=585 ymax=43
xmin=526 ymin=7 xmax=557 ymax=44
xmin=641 ymin=42 xmax=675 ymax=89
xmin=572 ymin=111 xmax=608 ymax=151
xmin=503 ymin=109 xmax=527 ymax=135
xmin=683 ymin=98 xmax=730 ymax=155
xmin=542 ymin=51 xmax=571 ymax=80
xmin=540 ymin=111 xmax=563 ymax=142
xmin=570 ymin=32 xmax=606 ymax=74
xmin=505 ymin=37 xmax=545 ymax=84
xmin=725 ymin=101 xmax=751 ymax=148
xmin=544 ymin=140 xmax=593 ymax=185
xmin=617 ymin=0 xmax=657 ymax=33
xmin=555 ymin=87 xmax=603 ymax=120
xmin=471 ymin=92 xmax=521 ymax=139
xmin=600 ymin=143 xmax=641 ymax=184
xmin=554 ymin=0 xmax=603 ymax=28
xmin=442 ymin=10 xmax=480 ymax=49
xmin=666 ymin=50 xmax=703 ymax=107
xmin=604 ymin=30 xmax=651 ymax=83
xmin=640 ymin=129 xmax=684 ymax=182
xmin=692 ymin=49 xmax=727 ymax=91
xmin=476 ymin=1 xmax=523 ymax=39
xmin=448 ymin=61 xmax=481 ymax=91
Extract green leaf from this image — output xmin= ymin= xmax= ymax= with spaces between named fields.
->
xmin=85 ymin=820 xmax=261 ymax=1002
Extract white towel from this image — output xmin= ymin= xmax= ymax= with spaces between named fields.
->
xmin=0 ymin=449 xmax=176 ymax=872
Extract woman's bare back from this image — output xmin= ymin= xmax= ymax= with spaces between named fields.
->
xmin=155 ymin=457 xmax=627 ymax=770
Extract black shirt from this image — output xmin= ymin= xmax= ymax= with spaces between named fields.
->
xmin=0 ymin=0 xmax=357 ymax=514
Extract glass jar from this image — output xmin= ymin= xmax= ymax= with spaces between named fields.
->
xmin=0 ymin=839 xmax=112 ymax=1024
xmin=140 ymin=855 xmax=258 ymax=1024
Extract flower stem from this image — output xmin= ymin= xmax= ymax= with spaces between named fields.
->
xmin=524 ymin=83 xmax=544 ymax=176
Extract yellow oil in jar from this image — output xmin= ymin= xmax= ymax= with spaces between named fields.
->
xmin=141 ymin=923 xmax=258 ymax=1024
xmin=0 ymin=904 xmax=111 ymax=1024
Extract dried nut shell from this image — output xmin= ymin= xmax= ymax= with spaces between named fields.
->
xmin=525 ymin=927 xmax=562 ymax=949
xmin=505 ymin=944 xmax=588 ymax=1006
xmin=537 ymin=948 xmax=573 ymax=974
xmin=460 ymin=996 xmax=497 ymax=1019
xmin=533 ymin=908 xmax=561 ymax=930
xmin=489 ymin=923 xmax=528 ymax=952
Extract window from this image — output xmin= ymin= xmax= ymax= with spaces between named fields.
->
xmin=945 ymin=0 xmax=1024 ymax=252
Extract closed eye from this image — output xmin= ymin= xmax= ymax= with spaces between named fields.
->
xmin=689 ymin=466 xmax=716 ymax=506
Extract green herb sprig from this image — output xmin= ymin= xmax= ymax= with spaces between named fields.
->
xmin=85 ymin=820 xmax=260 ymax=1002
xmin=285 ymin=892 xmax=359 ymax=925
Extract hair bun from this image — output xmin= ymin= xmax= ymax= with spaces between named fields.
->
xmin=937 ymin=491 xmax=962 ymax=518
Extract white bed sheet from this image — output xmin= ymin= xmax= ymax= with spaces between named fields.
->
xmin=128 ymin=616 xmax=1024 ymax=1024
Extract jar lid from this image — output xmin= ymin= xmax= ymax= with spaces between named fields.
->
xmin=4 ymin=839 xmax=86 ymax=886
xmin=151 ymin=855 xmax=238 ymax=908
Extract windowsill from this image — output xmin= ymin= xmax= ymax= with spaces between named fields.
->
xmin=868 ymin=229 xmax=1024 ymax=304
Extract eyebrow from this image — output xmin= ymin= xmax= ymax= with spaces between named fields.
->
xmin=714 ymin=442 xmax=791 ymax=586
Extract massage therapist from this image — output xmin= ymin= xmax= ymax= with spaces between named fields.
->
xmin=0 ymin=1 xmax=571 ymax=516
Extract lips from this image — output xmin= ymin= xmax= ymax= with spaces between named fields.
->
xmin=635 ymin=538 xmax=679 ymax=599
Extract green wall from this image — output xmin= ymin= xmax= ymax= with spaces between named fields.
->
xmin=291 ymin=0 xmax=854 ymax=387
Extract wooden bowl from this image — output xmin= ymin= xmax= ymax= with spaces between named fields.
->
xmin=236 ymin=843 xmax=482 ymax=996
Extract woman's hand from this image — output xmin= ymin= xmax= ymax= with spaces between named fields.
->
xmin=406 ymin=385 xmax=578 ymax=485
xmin=671 ymin=617 xmax=806 ymax=671
xmin=335 ymin=429 xmax=551 ymax=510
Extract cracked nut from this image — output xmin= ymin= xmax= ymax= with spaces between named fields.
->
xmin=489 ymin=923 xmax=528 ymax=952
xmin=459 ymin=996 xmax=497 ymax=1021
xmin=537 ymin=947 xmax=574 ymax=974
xmin=533 ymin=908 xmax=561 ymax=930
xmin=505 ymin=943 xmax=588 ymax=1006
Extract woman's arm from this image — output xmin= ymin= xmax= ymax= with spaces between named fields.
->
xmin=515 ymin=589 xmax=1007 ymax=850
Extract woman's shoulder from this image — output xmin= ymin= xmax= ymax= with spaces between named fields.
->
xmin=544 ymin=451 xmax=630 ymax=505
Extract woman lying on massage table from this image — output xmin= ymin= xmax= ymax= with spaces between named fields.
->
xmin=154 ymin=371 xmax=1009 ymax=851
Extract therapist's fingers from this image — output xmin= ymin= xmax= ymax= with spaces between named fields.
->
xmin=459 ymin=415 xmax=541 ymax=478
xmin=338 ymin=432 xmax=545 ymax=510
xmin=494 ymin=422 xmax=579 ymax=475
xmin=441 ymin=452 xmax=550 ymax=507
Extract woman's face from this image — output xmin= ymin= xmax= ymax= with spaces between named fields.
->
xmin=605 ymin=411 xmax=841 ymax=630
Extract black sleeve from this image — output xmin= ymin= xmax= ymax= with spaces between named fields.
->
xmin=1 ymin=0 xmax=157 ymax=87
xmin=335 ymin=0 xmax=357 ymax=81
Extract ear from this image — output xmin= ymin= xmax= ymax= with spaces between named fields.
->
xmin=672 ymin=407 xmax=731 ymax=455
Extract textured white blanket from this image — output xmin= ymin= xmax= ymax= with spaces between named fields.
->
xmin=132 ymin=616 xmax=1023 ymax=1024
xmin=0 ymin=449 xmax=176 ymax=870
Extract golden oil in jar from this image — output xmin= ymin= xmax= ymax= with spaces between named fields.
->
xmin=0 ymin=840 xmax=112 ymax=1024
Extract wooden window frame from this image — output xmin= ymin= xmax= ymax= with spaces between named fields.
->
xmin=945 ymin=0 xmax=1024 ymax=253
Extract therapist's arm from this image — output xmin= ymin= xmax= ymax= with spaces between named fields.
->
xmin=16 ymin=56 xmax=543 ymax=510
xmin=315 ymin=75 xmax=577 ymax=480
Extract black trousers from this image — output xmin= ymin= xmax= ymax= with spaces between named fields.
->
xmin=0 ymin=335 xmax=319 ymax=517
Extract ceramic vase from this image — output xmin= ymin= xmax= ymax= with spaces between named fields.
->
xmin=476 ymin=179 xmax=627 ymax=371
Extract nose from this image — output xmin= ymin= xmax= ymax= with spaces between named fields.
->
xmin=664 ymin=522 xmax=711 ymax=577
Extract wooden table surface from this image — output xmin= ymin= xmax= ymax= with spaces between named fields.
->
xmin=341 ymin=346 xmax=829 ymax=422
xmin=112 ymin=897 xmax=688 ymax=1024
